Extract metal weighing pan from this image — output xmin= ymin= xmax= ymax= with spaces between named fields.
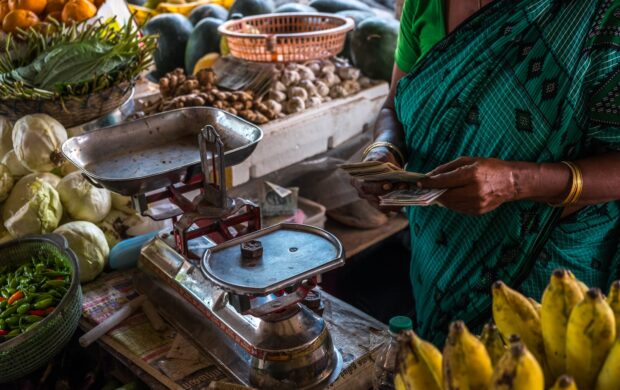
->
xmin=201 ymin=223 xmax=345 ymax=295
xmin=62 ymin=107 xmax=263 ymax=196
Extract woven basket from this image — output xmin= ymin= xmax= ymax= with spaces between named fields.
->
xmin=0 ymin=235 xmax=82 ymax=383
xmin=219 ymin=13 xmax=354 ymax=62
xmin=0 ymin=82 xmax=133 ymax=129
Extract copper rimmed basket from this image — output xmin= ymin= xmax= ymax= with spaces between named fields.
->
xmin=218 ymin=13 xmax=354 ymax=63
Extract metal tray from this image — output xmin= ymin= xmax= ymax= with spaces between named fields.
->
xmin=201 ymin=223 xmax=345 ymax=295
xmin=61 ymin=107 xmax=263 ymax=196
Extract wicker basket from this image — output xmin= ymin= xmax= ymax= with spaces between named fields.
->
xmin=0 ymin=235 xmax=82 ymax=383
xmin=0 ymin=82 xmax=133 ymax=129
xmin=218 ymin=13 xmax=354 ymax=62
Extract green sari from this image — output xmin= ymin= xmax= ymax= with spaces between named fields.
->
xmin=394 ymin=0 xmax=620 ymax=345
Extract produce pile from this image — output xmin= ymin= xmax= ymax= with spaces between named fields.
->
xmin=140 ymin=58 xmax=378 ymax=124
xmin=0 ymin=253 xmax=70 ymax=341
xmin=396 ymin=269 xmax=620 ymax=390
xmin=0 ymin=0 xmax=104 ymax=33
xmin=0 ymin=19 xmax=155 ymax=101
xmin=0 ymin=114 xmax=161 ymax=283
xmin=142 ymin=0 xmax=399 ymax=82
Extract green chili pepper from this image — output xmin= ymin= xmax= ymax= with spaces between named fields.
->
xmin=0 ymin=301 xmax=6 ymax=310
xmin=33 ymin=298 xmax=53 ymax=310
xmin=43 ymin=280 xmax=67 ymax=288
xmin=0 ymin=290 xmax=9 ymax=299
xmin=23 ymin=315 xmax=42 ymax=324
xmin=0 ymin=319 xmax=5 ymax=330
xmin=6 ymin=329 xmax=21 ymax=338
xmin=16 ymin=303 xmax=30 ymax=314
xmin=5 ymin=316 xmax=19 ymax=326
xmin=1 ymin=305 xmax=17 ymax=319
xmin=35 ymin=264 xmax=45 ymax=273
xmin=6 ymin=287 xmax=15 ymax=295
xmin=24 ymin=322 xmax=39 ymax=332
xmin=8 ymin=278 xmax=17 ymax=289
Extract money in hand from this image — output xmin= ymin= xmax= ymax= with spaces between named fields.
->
xmin=379 ymin=188 xmax=446 ymax=207
xmin=340 ymin=161 xmax=427 ymax=183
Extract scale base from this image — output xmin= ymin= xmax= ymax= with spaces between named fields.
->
xmin=135 ymin=233 xmax=344 ymax=389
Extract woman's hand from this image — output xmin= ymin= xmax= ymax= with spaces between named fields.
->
xmin=417 ymin=157 xmax=523 ymax=215
xmin=351 ymin=146 xmax=407 ymax=210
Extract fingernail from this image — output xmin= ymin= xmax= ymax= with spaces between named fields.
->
xmin=382 ymin=183 xmax=393 ymax=191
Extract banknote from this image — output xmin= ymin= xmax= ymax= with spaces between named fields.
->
xmin=379 ymin=188 xmax=446 ymax=207
xmin=340 ymin=161 xmax=427 ymax=183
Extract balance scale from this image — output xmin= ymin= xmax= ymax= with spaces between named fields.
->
xmin=62 ymin=108 xmax=359 ymax=389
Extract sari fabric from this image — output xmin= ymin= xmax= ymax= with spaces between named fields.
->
xmin=394 ymin=0 xmax=620 ymax=345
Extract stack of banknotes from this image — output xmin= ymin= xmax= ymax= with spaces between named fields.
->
xmin=340 ymin=161 xmax=446 ymax=207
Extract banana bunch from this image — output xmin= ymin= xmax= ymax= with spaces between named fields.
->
xmin=395 ymin=269 xmax=620 ymax=390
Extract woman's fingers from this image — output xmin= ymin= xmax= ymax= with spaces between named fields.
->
xmin=418 ymin=164 xmax=476 ymax=189
xmin=427 ymin=156 xmax=476 ymax=176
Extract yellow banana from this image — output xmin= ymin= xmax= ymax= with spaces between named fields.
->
xmin=541 ymin=269 xmax=584 ymax=380
xmin=397 ymin=330 xmax=442 ymax=390
xmin=528 ymin=297 xmax=542 ymax=317
xmin=395 ymin=373 xmax=406 ymax=390
xmin=491 ymin=281 xmax=550 ymax=382
xmin=491 ymin=342 xmax=544 ymax=390
xmin=443 ymin=321 xmax=493 ymax=390
xmin=607 ymin=280 xmax=620 ymax=336
xmin=480 ymin=323 xmax=506 ymax=366
xmin=595 ymin=337 xmax=620 ymax=390
xmin=550 ymin=375 xmax=578 ymax=390
xmin=567 ymin=270 xmax=589 ymax=295
xmin=566 ymin=288 xmax=616 ymax=390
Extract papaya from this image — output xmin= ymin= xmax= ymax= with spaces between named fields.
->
xmin=188 ymin=3 xmax=228 ymax=25
xmin=336 ymin=9 xmax=374 ymax=61
xmin=142 ymin=13 xmax=193 ymax=77
xmin=351 ymin=16 xmax=399 ymax=81
xmin=227 ymin=0 xmax=274 ymax=19
xmin=185 ymin=17 xmax=223 ymax=75
xmin=274 ymin=3 xmax=316 ymax=13
xmin=309 ymin=0 xmax=371 ymax=13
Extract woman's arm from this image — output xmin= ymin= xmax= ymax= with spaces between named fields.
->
xmin=354 ymin=65 xmax=410 ymax=208
xmin=364 ymin=64 xmax=408 ymax=166
xmin=417 ymin=153 xmax=620 ymax=215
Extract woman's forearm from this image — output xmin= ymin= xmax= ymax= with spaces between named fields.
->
xmin=373 ymin=107 xmax=408 ymax=158
xmin=515 ymin=152 xmax=620 ymax=205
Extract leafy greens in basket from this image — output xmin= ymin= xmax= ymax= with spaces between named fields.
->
xmin=0 ymin=19 xmax=157 ymax=100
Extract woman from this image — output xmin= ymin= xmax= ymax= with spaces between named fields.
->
xmin=356 ymin=0 xmax=620 ymax=345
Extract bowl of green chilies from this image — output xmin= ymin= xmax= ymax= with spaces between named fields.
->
xmin=0 ymin=234 xmax=82 ymax=383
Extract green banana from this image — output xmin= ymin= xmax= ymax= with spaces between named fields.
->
xmin=595 ymin=337 xmax=620 ymax=390
xmin=480 ymin=323 xmax=506 ymax=367
xmin=491 ymin=342 xmax=544 ymax=390
xmin=607 ymin=280 xmax=620 ymax=336
xmin=443 ymin=321 xmax=493 ymax=390
xmin=492 ymin=281 xmax=550 ymax=382
xmin=566 ymin=288 xmax=616 ymax=390
xmin=550 ymin=375 xmax=578 ymax=390
xmin=541 ymin=269 xmax=584 ymax=380
xmin=397 ymin=330 xmax=442 ymax=390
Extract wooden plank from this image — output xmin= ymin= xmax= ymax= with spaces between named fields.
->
xmin=325 ymin=214 xmax=409 ymax=259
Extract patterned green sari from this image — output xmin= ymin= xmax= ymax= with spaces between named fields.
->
xmin=394 ymin=0 xmax=620 ymax=345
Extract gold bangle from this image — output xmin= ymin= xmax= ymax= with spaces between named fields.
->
xmin=549 ymin=161 xmax=583 ymax=207
xmin=362 ymin=141 xmax=406 ymax=166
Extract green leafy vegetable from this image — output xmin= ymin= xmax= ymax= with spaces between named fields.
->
xmin=0 ymin=18 xmax=157 ymax=100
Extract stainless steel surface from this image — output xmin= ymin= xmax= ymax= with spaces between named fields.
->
xmin=136 ymin=230 xmax=349 ymax=389
xmin=202 ymin=224 xmax=345 ymax=296
xmin=61 ymin=107 xmax=263 ymax=195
